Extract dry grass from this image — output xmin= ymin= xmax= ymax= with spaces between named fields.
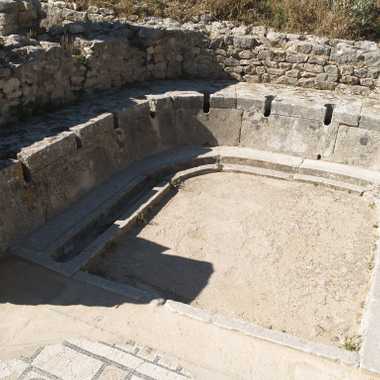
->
xmin=75 ymin=0 xmax=380 ymax=40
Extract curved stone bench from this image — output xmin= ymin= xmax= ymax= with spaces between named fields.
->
xmin=1 ymin=80 xmax=380 ymax=257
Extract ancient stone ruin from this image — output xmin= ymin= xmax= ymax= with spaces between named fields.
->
xmin=1 ymin=1 xmax=380 ymax=379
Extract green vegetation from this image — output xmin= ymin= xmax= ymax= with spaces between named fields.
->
xmin=343 ymin=335 xmax=362 ymax=352
xmin=76 ymin=0 xmax=379 ymax=40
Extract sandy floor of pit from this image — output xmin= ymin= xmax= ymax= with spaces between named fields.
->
xmin=89 ymin=172 xmax=378 ymax=347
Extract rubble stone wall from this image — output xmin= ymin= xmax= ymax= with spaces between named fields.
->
xmin=0 ymin=0 xmax=379 ymax=128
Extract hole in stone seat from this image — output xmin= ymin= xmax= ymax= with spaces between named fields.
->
xmin=324 ymin=104 xmax=335 ymax=126
xmin=264 ymin=95 xmax=275 ymax=117
xmin=21 ymin=163 xmax=32 ymax=183
xmin=317 ymin=154 xmax=322 ymax=160
xmin=74 ymin=135 xmax=83 ymax=149
xmin=203 ymin=92 xmax=210 ymax=113
xmin=148 ymin=99 xmax=157 ymax=119
xmin=112 ymin=113 xmax=120 ymax=130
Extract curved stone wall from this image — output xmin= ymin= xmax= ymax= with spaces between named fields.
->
xmin=1 ymin=80 xmax=380 ymax=256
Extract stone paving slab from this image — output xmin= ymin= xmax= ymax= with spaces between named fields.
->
xmin=0 ymin=339 xmax=192 ymax=380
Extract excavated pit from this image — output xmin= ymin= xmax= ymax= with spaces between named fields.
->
xmin=85 ymin=171 xmax=378 ymax=348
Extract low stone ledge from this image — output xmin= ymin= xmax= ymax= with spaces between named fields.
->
xmin=165 ymin=300 xmax=359 ymax=368
xmin=218 ymin=146 xmax=304 ymax=173
xmin=170 ymin=164 xmax=221 ymax=186
xmin=293 ymin=174 xmax=366 ymax=193
xmin=299 ymin=159 xmax=380 ymax=187
xmin=222 ymin=163 xmax=293 ymax=181
xmin=75 ymin=271 xmax=157 ymax=302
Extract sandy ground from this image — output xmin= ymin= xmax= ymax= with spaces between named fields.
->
xmin=89 ymin=172 xmax=378 ymax=347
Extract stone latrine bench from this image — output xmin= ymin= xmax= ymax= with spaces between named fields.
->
xmin=1 ymin=79 xmax=380 ymax=379
xmin=1 ymin=80 xmax=380 ymax=256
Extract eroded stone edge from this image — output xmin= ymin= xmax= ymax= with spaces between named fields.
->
xmin=359 ymin=200 xmax=380 ymax=374
xmin=165 ymin=300 xmax=359 ymax=368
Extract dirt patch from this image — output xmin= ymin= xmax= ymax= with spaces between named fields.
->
xmin=87 ymin=172 xmax=378 ymax=347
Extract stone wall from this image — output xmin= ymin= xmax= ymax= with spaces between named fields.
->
xmin=35 ymin=1 xmax=380 ymax=96
xmin=0 ymin=0 xmax=41 ymax=35
xmin=0 ymin=0 xmax=379 ymax=128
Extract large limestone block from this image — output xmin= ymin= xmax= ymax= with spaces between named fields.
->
xmin=332 ymin=125 xmax=380 ymax=170
xmin=360 ymin=100 xmax=380 ymax=131
xmin=31 ymin=144 xmax=118 ymax=220
xmin=116 ymin=102 xmax=163 ymax=162
xmin=146 ymin=95 xmax=177 ymax=150
xmin=69 ymin=113 xmax=114 ymax=148
xmin=175 ymin=108 xmax=243 ymax=147
xmin=240 ymin=111 xmax=336 ymax=159
xmin=271 ymin=98 xmax=326 ymax=121
xmin=334 ymin=100 xmax=362 ymax=127
xmin=0 ymin=160 xmax=46 ymax=254
xmin=17 ymin=131 xmax=78 ymax=173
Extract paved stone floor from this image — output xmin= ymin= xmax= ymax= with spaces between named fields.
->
xmin=0 ymin=338 xmax=192 ymax=380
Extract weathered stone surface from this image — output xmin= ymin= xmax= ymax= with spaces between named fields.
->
xmin=0 ymin=0 xmax=42 ymax=35
xmin=175 ymin=108 xmax=242 ymax=146
xmin=17 ymin=132 xmax=78 ymax=172
xmin=332 ymin=126 xmax=380 ymax=170
xmin=271 ymin=97 xmax=326 ymax=121
xmin=360 ymin=101 xmax=380 ymax=131
xmin=240 ymin=112 xmax=331 ymax=159
xmin=116 ymin=102 xmax=162 ymax=162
